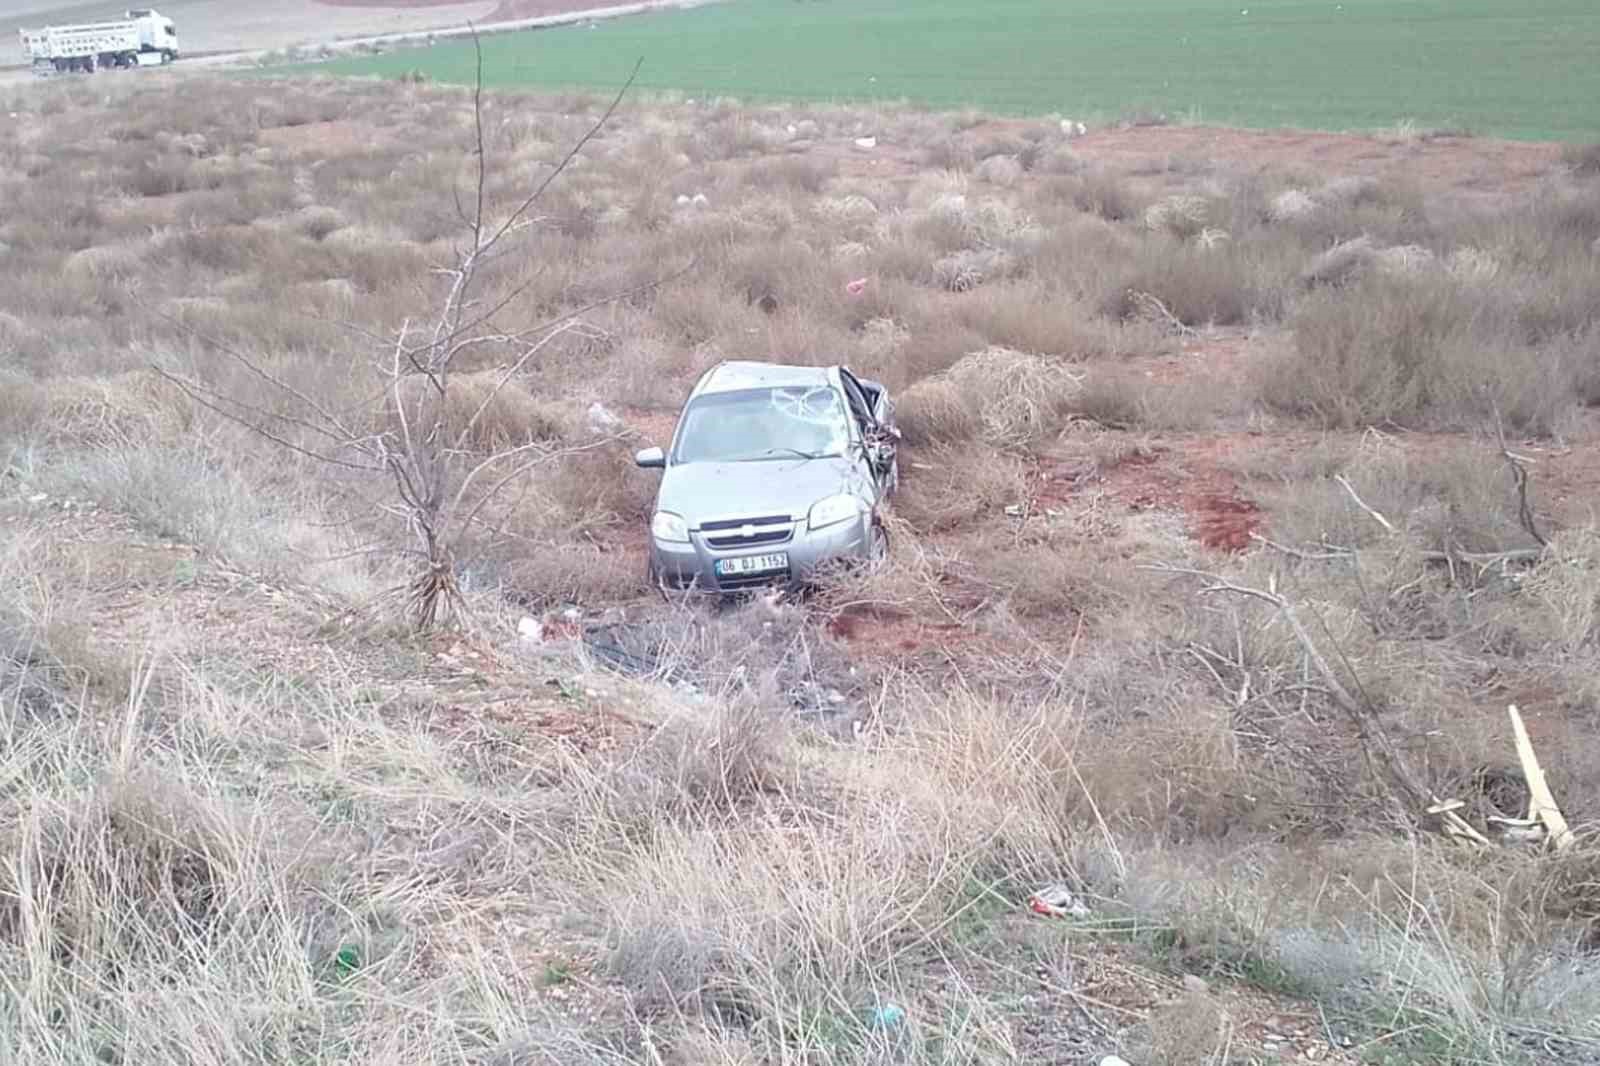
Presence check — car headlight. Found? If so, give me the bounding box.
[651,511,690,543]
[807,494,863,531]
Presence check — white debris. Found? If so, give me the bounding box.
[1268,188,1318,222]
[517,617,544,644]
[691,192,708,205]
[586,401,623,433]
[853,136,878,150]
[1099,1057,1133,1066]
[560,606,583,623]
[675,194,691,205]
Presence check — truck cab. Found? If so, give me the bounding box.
[128,9,179,60]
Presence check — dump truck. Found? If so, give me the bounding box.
[19,9,179,75]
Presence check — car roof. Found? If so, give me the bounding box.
[694,361,835,396]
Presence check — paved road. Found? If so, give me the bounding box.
[2,0,719,87]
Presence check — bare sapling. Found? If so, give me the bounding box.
[154,38,668,629]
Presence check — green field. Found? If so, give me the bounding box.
[317,0,1600,141]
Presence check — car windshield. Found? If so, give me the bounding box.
[672,385,850,464]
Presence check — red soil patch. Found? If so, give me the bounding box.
[1034,436,1264,553]
[1188,491,1262,553]
[825,604,972,658]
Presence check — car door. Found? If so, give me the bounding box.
[839,368,895,495]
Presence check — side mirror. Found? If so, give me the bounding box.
[634,446,666,469]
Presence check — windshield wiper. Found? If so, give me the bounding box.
[759,447,825,461]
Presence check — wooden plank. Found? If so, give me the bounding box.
[1508,704,1574,852]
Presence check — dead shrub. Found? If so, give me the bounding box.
[1256,273,1583,433]
[541,441,657,531]
[1142,194,1211,240]
[1253,444,1534,555]
[1053,169,1145,221]
[287,204,350,241]
[501,546,649,608]
[1561,142,1600,178]
[921,136,975,171]
[1103,240,1264,327]
[389,372,572,454]
[896,347,1082,448]
[739,154,835,194]
[951,284,1117,359]
[892,446,1030,532]
[973,154,1023,188]
[931,247,1016,291]
[28,370,194,447]
[123,155,224,198]
[967,535,1133,619]
[1072,366,1150,429]
[1301,236,1377,287]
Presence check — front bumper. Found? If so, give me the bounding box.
[650,512,873,592]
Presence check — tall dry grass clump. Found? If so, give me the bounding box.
[896,346,1083,447]
[1255,272,1586,433]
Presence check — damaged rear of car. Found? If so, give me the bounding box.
[635,361,899,594]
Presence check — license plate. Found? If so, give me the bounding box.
[715,553,788,577]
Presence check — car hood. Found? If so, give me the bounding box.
[657,456,866,526]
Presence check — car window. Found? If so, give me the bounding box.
[837,371,875,429]
[672,386,851,464]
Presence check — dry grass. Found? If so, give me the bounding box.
[896,347,1083,448]
[4,74,1600,1066]
[1256,272,1589,433]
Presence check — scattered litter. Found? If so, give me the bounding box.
[853,136,878,150]
[518,616,545,644]
[1099,1057,1132,1066]
[691,192,709,206]
[869,1002,906,1028]
[1003,503,1027,518]
[845,277,869,295]
[559,605,583,623]
[1029,884,1091,919]
[1060,119,1088,137]
[675,194,691,205]
[333,944,363,978]
[586,401,622,434]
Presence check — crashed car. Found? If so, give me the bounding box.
[635,361,899,593]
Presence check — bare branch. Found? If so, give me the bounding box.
[1249,533,1357,561]
[1333,474,1395,534]
[1492,408,1548,547]
[152,368,381,472]
[1146,563,1432,816]
[151,309,360,440]
[449,435,620,543]
[482,57,642,255]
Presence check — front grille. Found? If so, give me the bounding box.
[707,528,791,549]
[702,514,790,531]
[700,514,795,550]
